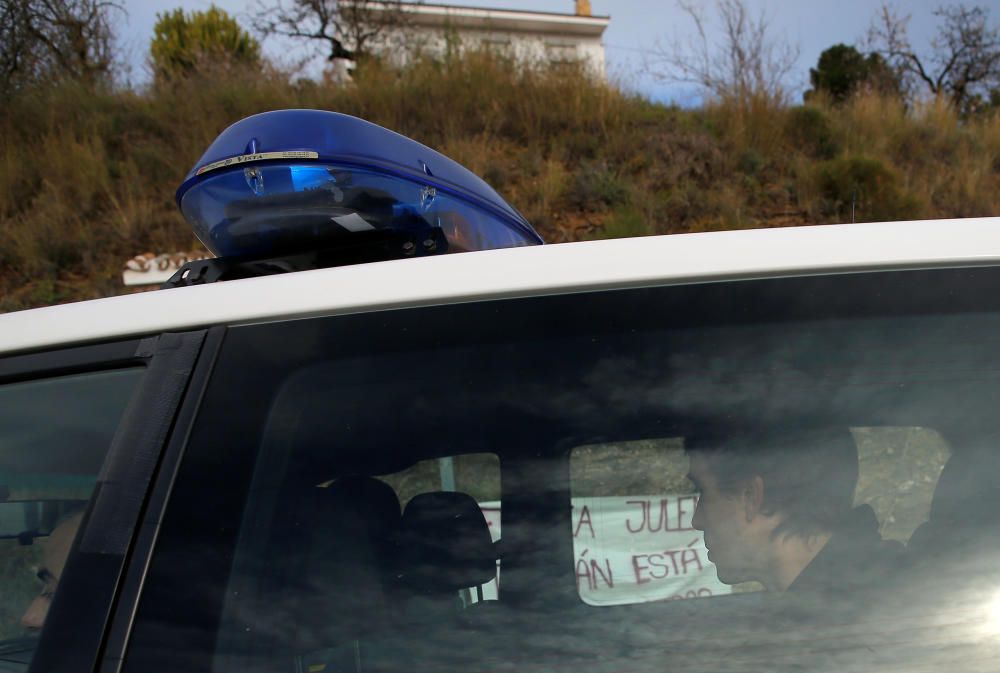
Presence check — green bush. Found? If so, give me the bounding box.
[785,106,839,159]
[813,156,920,223]
[150,6,261,81]
[568,161,629,212]
[598,206,653,239]
[736,149,768,176]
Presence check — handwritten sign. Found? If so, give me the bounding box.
[477,496,729,606]
[571,495,730,606]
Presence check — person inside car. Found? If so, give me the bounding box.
[685,425,902,595]
[21,512,83,630]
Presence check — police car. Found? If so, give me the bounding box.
[2,110,999,673]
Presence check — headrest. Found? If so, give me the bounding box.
[312,476,401,537]
[296,476,401,645]
[396,491,497,594]
[304,475,401,575]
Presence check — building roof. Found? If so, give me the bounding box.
[375,1,610,36]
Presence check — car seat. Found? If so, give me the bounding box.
[369,491,501,673]
[294,475,402,653]
[906,444,1000,591]
[394,491,499,613]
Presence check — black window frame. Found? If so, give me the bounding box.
[1,329,218,673]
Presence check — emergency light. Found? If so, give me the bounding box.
[173,110,542,280]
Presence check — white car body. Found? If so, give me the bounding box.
[3,217,1000,355]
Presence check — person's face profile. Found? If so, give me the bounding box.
[687,453,757,586]
[21,514,82,630]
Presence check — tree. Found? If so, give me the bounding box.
[866,3,1000,113]
[150,6,261,81]
[251,0,413,71]
[647,0,799,102]
[0,0,122,94]
[805,44,899,103]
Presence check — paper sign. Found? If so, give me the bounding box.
[476,496,730,606]
[570,495,731,606]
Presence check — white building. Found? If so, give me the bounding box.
[356,1,611,77]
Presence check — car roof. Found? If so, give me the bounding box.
[2,217,1000,356]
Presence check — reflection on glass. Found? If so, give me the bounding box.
[0,368,142,667]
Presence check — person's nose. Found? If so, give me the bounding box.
[21,596,49,630]
[691,497,705,532]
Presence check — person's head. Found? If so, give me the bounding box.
[685,425,859,589]
[21,512,83,630]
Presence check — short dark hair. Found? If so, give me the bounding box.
[686,425,859,539]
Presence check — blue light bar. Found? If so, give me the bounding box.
[176,110,543,258]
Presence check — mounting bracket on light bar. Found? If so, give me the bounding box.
[161,227,448,289]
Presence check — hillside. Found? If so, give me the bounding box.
[2,53,999,312]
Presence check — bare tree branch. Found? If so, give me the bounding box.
[251,0,415,68]
[646,0,799,102]
[866,2,1000,112]
[0,0,122,94]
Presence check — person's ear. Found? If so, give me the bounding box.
[743,476,765,522]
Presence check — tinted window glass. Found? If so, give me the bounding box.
[127,268,1000,673]
[568,427,949,606]
[570,439,737,605]
[0,368,143,667]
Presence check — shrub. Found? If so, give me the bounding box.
[785,106,839,159]
[704,92,788,161]
[567,161,629,212]
[736,149,768,177]
[596,206,653,239]
[150,6,261,81]
[516,157,570,233]
[812,156,920,223]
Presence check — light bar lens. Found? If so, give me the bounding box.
[180,163,535,258]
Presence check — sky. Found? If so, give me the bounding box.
[116,0,947,103]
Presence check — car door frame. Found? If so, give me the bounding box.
[1,328,224,673]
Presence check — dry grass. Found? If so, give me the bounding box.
[1,54,999,312]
